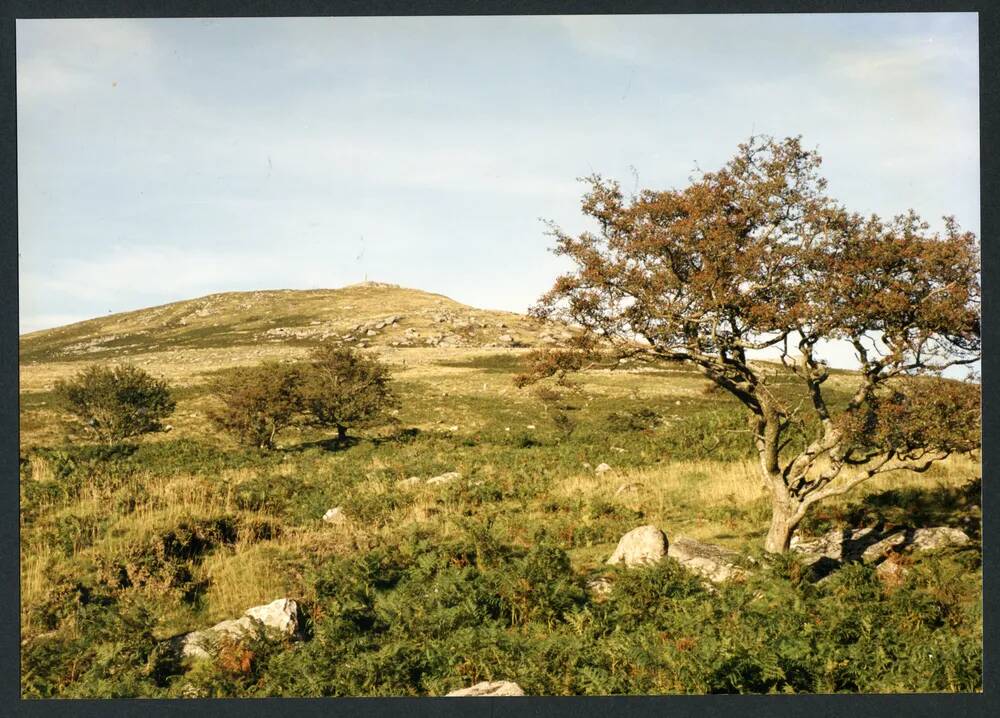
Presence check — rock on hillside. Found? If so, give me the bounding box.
[19,282,579,363]
[447,681,525,696]
[178,598,300,660]
[607,525,668,566]
[791,525,971,572]
[667,536,749,583]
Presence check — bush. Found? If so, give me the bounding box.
[299,344,397,441]
[605,407,661,432]
[54,364,175,445]
[207,362,303,449]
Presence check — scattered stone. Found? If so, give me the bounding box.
[366,329,377,337]
[792,525,972,567]
[667,536,749,583]
[610,446,626,453]
[859,531,908,563]
[911,526,970,550]
[595,463,612,475]
[586,576,614,599]
[498,334,515,343]
[447,681,525,697]
[426,471,461,485]
[322,507,347,524]
[179,598,300,660]
[790,527,875,564]
[162,424,173,432]
[607,525,668,567]
[244,598,299,634]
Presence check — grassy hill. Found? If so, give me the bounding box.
[18,284,982,698]
[20,282,570,365]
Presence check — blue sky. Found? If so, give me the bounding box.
[17,14,979,370]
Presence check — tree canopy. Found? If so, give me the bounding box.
[55,363,176,445]
[298,344,397,441]
[528,135,980,553]
[207,362,303,450]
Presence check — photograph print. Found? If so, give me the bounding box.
[16,11,982,698]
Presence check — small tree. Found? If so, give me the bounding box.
[55,364,176,445]
[527,135,980,553]
[207,362,303,450]
[298,344,396,441]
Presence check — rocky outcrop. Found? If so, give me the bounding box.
[446,681,525,697]
[667,536,749,584]
[791,525,971,566]
[607,525,668,567]
[426,471,461,485]
[179,598,300,660]
[910,526,971,550]
[791,525,972,580]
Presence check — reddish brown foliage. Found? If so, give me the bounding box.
[530,135,980,553]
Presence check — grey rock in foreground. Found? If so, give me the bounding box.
[606,526,750,584]
[791,525,971,566]
[607,525,668,567]
[667,536,749,583]
[910,526,971,550]
[179,598,300,660]
[426,471,462,485]
[586,576,614,599]
[322,506,347,524]
[446,681,525,697]
[791,525,972,582]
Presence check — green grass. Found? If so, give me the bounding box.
[19,325,982,697]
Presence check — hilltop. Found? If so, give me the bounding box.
[20,282,576,366]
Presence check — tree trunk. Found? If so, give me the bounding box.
[337,425,347,441]
[763,501,802,554]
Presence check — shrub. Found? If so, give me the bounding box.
[54,364,175,445]
[299,344,397,441]
[605,407,661,432]
[207,362,303,449]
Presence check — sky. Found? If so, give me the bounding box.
[16,14,980,370]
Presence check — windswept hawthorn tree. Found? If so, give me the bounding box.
[526,135,980,553]
[298,344,397,442]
